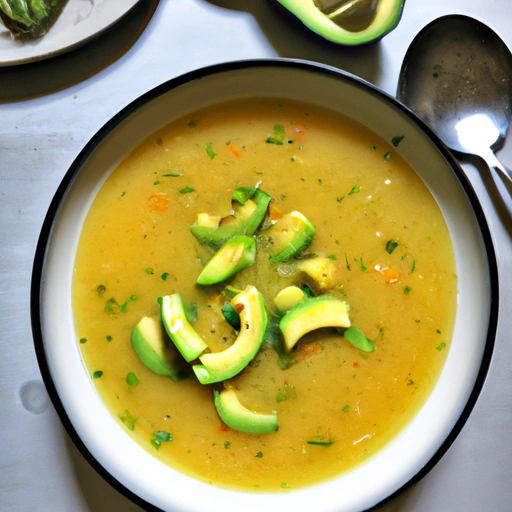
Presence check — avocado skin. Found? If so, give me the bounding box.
[131,316,190,382]
[214,388,278,434]
[270,0,406,46]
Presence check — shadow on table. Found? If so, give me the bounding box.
[204,0,383,84]
[65,434,146,512]
[0,0,159,103]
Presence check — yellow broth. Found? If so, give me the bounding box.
[73,99,457,491]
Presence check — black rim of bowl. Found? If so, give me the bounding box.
[30,58,499,512]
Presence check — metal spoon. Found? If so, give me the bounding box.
[397,14,512,188]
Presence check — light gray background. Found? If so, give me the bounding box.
[1,1,511,510]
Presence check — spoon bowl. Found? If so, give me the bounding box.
[398,14,512,186]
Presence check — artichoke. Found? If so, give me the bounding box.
[0,0,68,39]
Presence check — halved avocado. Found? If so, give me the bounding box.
[193,285,268,384]
[272,0,405,46]
[158,294,208,362]
[279,295,350,351]
[196,235,256,285]
[214,388,278,434]
[131,316,189,381]
[264,211,315,262]
[190,188,272,252]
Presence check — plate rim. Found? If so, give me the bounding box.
[30,58,499,511]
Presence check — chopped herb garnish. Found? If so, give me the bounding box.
[155,137,163,146]
[233,186,256,205]
[280,193,287,200]
[354,257,367,271]
[96,284,106,298]
[145,267,154,275]
[179,186,195,194]
[106,335,113,342]
[290,157,295,162]
[266,124,285,145]
[342,405,350,413]
[386,239,399,254]
[162,172,182,177]
[126,372,139,387]
[187,120,197,127]
[371,144,377,150]
[153,180,160,185]
[327,254,337,261]
[205,142,217,159]
[280,483,288,489]
[255,451,263,458]
[224,441,231,449]
[161,272,169,281]
[318,179,323,185]
[384,151,393,160]
[436,342,447,351]
[407,379,414,386]
[342,326,375,353]
[336,196,345,203]
[276,385,297,403]
[392,135,405,147]
[129,295,136,301]
[104,297,118,315]
[404,286,412,294]
[348,185,361,195]
[79,338,87,344]
[120,191,126,198]
[92,370,103,379]
[151,431,172,450]
[119,410,136,431]
[436,329,441,334]
[410,260,416,273]
[185,302,199,324]
[345,253,351,271]
[119,301,128,313]
[307,439,334,447]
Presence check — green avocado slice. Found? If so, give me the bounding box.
[190,188,272,252]
[272,0,405,46]
[214,388,278,434]
[131,316,190,381]
[158,294,208,362]
[265,211,316,262]
[193,285,268,384]
[279,295,350,351]
[196,235,256,285]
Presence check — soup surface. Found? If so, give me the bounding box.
[73,98,457,492]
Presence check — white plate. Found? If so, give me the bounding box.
[0,0,145,66]
[32,60,498,512]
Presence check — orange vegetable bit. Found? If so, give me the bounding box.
[225,144,241,158]
[287,123,307,142]
[268,204,284,221]
[295,342,323,362]
[373,264,400,284]
[148,192,169,212]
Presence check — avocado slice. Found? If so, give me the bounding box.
[264,211,316,262]
[296,255,337,290]
[272,0,405,46]
[193,285,268,384]
[279,295,350,351]
[273,285,308,314]
[190,188,272,252]
[196,235,256,285]
[158,294,208,362]
[131,316,190,381]
[214,388,278,434]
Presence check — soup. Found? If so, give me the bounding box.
[73,98,456,492]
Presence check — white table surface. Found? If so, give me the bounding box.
[1,1,511,510]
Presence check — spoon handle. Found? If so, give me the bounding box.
[481,149,512,188]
